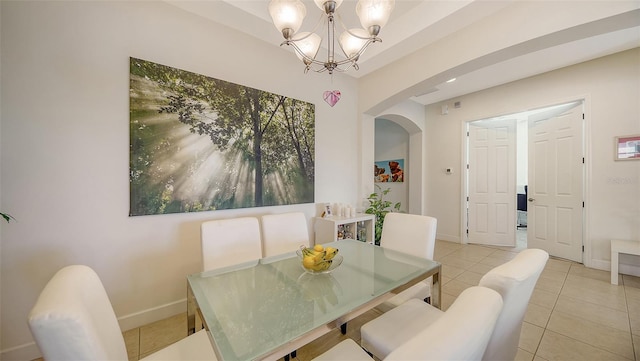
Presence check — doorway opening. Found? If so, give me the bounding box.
[372,113,423,216]
[375,118,410,213]
[464,100,584,262]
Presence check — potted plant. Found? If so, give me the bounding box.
[365,185,401,245]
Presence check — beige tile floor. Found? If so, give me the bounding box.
[120,239,640,361]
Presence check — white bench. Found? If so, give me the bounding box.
[611,239,640,285]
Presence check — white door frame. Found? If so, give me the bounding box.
[460,97,590,268]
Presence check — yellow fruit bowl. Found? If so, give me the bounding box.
[296,246,343,274]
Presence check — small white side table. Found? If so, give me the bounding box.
[610,239,640,285]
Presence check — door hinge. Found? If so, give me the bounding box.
[582,245,584,252]
[466,229,469,234]
[582,157,585,164]
[467,131,470,136]
[466,164,470,169]
[582,113,585,120]
[467,196,469,201]
[582,201,585,208]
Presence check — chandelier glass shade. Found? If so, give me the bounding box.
[268,0,395,74]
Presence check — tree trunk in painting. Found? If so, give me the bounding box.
[249,89,264,207]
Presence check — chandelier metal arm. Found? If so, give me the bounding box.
[283,36,379,73]
[269,0,394,74]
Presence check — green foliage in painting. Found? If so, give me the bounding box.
[129,58,315,216]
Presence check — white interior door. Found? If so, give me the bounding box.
[468,119,516,246]
[527,101,584,262]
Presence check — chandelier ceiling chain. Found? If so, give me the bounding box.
[269,0,395,74]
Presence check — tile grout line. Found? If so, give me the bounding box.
[136,327,141,361]
[530,257,571,360]
[542,263,636,360]
[621,276,638,361]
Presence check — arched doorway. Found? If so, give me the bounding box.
[370,113,424,215]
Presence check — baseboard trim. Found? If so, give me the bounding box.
[118,298,187,331]
[436,233,460,243]
[1,341,40,361]
[619,263,640,277]
[590,259,609,271]
[590,259,640,278]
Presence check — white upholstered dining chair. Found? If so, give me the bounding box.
[200,216,262,271]
[28,265,217,361]
[377,212,437,311]
[478,248,549,361]
[360,248,549,361]
[260,212,310,257]
[313,286,503,361]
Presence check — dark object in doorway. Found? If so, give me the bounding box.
[517,185,528,228]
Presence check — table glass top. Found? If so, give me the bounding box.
[187,239,440,361]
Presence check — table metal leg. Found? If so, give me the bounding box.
[431,265,442,309]
[283,350,297,361]
[187,282,197,335]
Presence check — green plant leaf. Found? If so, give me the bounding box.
[365,185,402,245]
[0,212,15,223]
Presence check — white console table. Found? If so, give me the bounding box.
[611,239,640,285]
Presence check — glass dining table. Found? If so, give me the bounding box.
[187,239,441,361]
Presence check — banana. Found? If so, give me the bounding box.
[300,245,337,272]
[325,247,338,260]
[301,246,317,258]
[314,251,326,263]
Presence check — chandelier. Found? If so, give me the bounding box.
[268,0,395,74]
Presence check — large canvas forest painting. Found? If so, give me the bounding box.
[129,58,315,216]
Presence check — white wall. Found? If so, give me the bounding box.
[0,1,359,358]
[425,48,640,269]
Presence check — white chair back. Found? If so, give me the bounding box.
[28,265,217,361]
[378,212,437,308]
[386,286,503,361]
[261,212,309,257]
[380,213,437,260]
[479,248,549,361]
[28,265,128,361]
[201,217,262,271]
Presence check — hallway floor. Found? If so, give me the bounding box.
[121,239,639,361]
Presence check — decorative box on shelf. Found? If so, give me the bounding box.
[315,214,375,244]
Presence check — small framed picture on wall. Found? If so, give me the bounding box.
[615,134,640,160]
[374,159,405,182]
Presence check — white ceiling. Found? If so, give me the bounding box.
[166,0,640,106]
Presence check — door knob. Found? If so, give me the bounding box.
[528,198,535,202]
